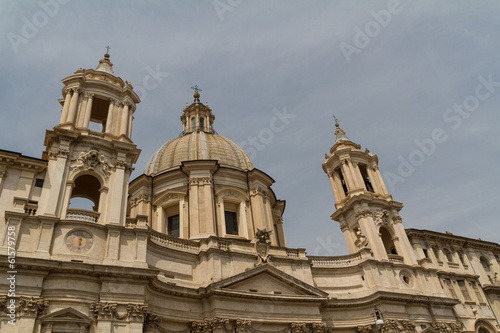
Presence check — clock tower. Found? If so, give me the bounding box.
[37,53,141,227]
[323,122,417,265]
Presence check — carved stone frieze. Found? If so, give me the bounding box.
[380,319,399,333]
[190,177,212,186]
[235,320,252,333]
[400,320,416,332]
[7,297,50,318]
[310,322,327,333]
[90,302,147,322]
[356,324,373,333]
[431,322,463,333]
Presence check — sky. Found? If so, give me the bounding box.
[1,0,499,255]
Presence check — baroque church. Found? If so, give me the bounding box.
[0,54,499,333]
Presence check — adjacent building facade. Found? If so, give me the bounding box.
[0,55,498,333]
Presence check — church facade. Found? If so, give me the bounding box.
[0,55,499,333]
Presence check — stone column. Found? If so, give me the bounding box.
[109,161,126,225]
[356,209,386,260]
[60,180,74,220]
[120,103,130,136]
[328,173,341,202]
[83,93,94,129]
[391,214,418,265]
[105,100,116,134]
[66,88,81,125]
[98,186,109,223]
[373,166,389,195]
[332,170,345,199]
[350,161,364,190]
[366,167,381,193]
[60,88,73,124]
[38,148,70,216]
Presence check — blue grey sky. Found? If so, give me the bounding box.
[1,1,499,254]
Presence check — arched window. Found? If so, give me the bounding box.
[380,227,397,255]
[191,117,196,131]
[70,175,101,211]
[359,165,374,193]
[200,117,205,131]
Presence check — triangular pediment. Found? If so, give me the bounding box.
[40,307,93,324]
[208,264,328,298]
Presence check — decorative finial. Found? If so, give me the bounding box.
[333,115,341,128]
[104,46,111,59]
[191,85,202,102]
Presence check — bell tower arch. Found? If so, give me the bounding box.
[323,121,417,265]
[37,53,141,226]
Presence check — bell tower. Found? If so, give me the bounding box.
[323,121,417,265]
[37,53,141,226]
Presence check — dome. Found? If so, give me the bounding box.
[145,131,254,175]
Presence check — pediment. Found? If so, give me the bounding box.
[208,264,328,298]
[40,307,93,324]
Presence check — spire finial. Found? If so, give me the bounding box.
[333,115,341,128]
[191,85,202,102]
[105,46,111,59]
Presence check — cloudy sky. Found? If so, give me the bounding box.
[1,1,499,255]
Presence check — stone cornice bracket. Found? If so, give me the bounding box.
[355,209,372,220]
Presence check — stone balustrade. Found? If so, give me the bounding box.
[66,208,100,223]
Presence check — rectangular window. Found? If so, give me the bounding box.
[444,279,457,298]
[457,280,471,300]
[225,211,238,235]
[470,281,483,302]
[34,178,44,187]
[168,215,180,237]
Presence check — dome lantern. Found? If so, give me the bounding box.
[180,86,215,135]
